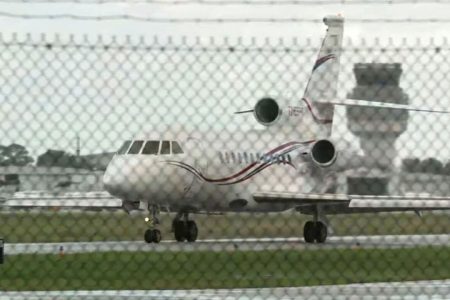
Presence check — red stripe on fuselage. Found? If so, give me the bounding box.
[164,141,313,184]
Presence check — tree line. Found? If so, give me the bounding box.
[0,144,93,170]
[401,157,450,175]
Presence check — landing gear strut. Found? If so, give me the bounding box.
[172,212,198,242]
[144,205,162,243]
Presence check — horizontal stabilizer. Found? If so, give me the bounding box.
[317,98,450,114]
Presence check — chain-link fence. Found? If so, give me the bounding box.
[0,19,449,299]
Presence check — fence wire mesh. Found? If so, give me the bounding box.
[0,29,449,299]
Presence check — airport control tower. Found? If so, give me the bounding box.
[346,63,410,194]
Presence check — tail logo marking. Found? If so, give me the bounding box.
[312,54,336,71]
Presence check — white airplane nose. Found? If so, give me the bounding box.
[103,156,131,197]
[103,155,159,200]
[103,153,184,205]
[103,168,123,197]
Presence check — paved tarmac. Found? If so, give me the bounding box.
[3,234,449,255]
[1,280,449,299]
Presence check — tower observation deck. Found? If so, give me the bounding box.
[346,63,410,194]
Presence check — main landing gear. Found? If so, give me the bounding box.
[144,205,162,244]
[172,212,198,242]
[303,205,328,243]
[303,221,327,243]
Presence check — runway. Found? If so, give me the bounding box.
[1,280,449,299]
[4,234,449,255]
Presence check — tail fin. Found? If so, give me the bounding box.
[302,15,344,137]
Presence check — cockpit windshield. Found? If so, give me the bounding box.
[142,141,159,154]
[117,140,132,155]
[172,141,183,154]
[160,141,171,155]
[128,140,144,154]
[117,140,184,155]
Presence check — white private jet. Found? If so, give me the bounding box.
[101,15,450,244]
[3,16,449,243]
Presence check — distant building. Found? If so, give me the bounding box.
[347,63,409,169]
[0,166,105,193]
[396,173,450,196]
[346,63,410,195]
[0,150,115,194]
[79,152,115,171]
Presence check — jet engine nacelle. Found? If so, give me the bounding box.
[253,97,282,126]
[310,139,337,168]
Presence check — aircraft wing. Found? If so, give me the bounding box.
[253,192,450,210]
[0,191,122,209]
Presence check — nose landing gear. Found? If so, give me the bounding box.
[144,228,162,244]
[144,205,162,243]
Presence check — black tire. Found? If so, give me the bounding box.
[303,221,315,243]
[186,220,198,242]
[144,229,162,243]
[152,229,162,243]
[144,229,154,243]
[173,220,186,242]
[315,222,328,243]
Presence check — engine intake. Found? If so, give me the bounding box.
[254,97,281,126]
[311,139,337,167]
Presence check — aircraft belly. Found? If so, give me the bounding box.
[193,182,291,212]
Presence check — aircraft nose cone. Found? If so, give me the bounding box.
[103,155,150,200]
[103,156,129,197]
[103,169,122,197]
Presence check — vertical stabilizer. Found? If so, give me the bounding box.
[302,15,344,137]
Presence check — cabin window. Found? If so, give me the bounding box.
[128,140,144,154]
[172,142,184,154]
[260,154,269,163]
[257,153,263,162]
[243,152,249,164]
[160,141,171,155]
[142,141,160,155]
[117,140,132,155]
[231,152,236,164]
[278,155,284,164]
[218,152,225,164]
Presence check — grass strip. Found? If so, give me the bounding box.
[1,246,449,290]
[1,211,449,243]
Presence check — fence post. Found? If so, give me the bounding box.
[0,238,3,264]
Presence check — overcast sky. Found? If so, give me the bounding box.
[0,1,449,163]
